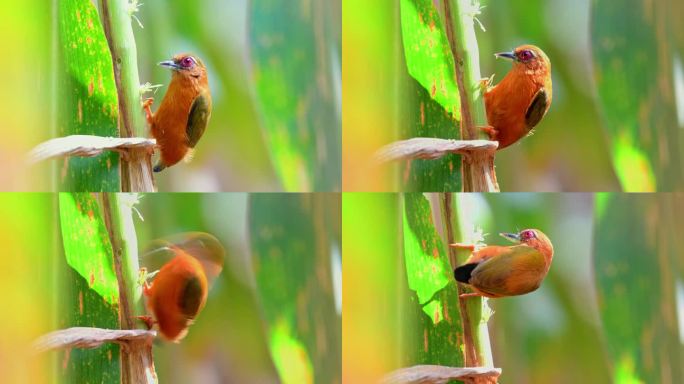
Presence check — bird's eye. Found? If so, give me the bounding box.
[517,50,534,62]
[521,230,536,240]
[180,56,196,68]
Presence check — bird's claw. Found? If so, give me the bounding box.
[459,292,483,299]
[479,125,498,141]
[479,74,495,92]
[143,97,154,125]
[136,315,156,330]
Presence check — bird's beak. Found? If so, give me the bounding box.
[500,232,521,243]
[158,60,181,71]
[494,51,516,61]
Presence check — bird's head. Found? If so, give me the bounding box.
[159,53,207,82]
[495,45,550,73]
[500,228,554,263]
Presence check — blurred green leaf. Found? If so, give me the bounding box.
[58,193,120,383]
[249,0,341,192]
[400,0,460,118]
[401,193,464,367]
[593,194,683,382]
[58,0,120,191]
[591,0,684,191]
[249,194,340,383]
[59,193,118,305]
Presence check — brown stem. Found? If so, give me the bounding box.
[99,0,155,192]
[442,193,478,367]
[442,0,499,192]
[101,193,156,384]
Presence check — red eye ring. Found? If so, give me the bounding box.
[181,56,195,68]
[518,50,534,62]
[521,230,536,240]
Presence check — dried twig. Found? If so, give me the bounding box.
[28,135,156,163]
[380,365,501,384]
[375,138,497,163]
[32,327,156,353]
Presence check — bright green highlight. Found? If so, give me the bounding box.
[613,134,655,192]
[594,193,611,222]
[400,0,461,118]
[614,354,643,384]
[59,193,119,306]
[269,319,314,384]
[58,0,120,191]
[402,194,450,321]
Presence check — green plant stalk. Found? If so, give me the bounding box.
[101,193,156,384]
[443,0,498,192]
[441,193,493,370]
[100,0,155,192]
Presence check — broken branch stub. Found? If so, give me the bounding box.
[28,135,156,164]
[32,327,156,353]
[375,138,498,163]
[381,365,501,384]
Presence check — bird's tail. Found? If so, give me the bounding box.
[454,263,478,283]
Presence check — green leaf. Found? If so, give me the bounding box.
[591,0,684,191]
[593,194,683,382]
[400,0,460,118]
[59,193,119,306]
[403,193,451,310]
[402,193,464,367]
[249,0,341,192]
[58,0,120,191]
[58,193,120,383]
[249,194,340,383]
[400,77,462,191]
[398,0,462,191]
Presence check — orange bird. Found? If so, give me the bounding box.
[451,229,554,298]
[482,45,552,149]
[140,232,224,342]
[144,53,212,172]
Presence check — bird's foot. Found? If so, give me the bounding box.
[136,315,156,330]
[459,292,483,299]
[142,98,154,126]
[478,125,498,141]
[450,243,476,251]
[138,268,158,296]
[479,74,495,92]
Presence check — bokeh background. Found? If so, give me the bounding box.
[0,193,341,383]
[0,0,340,192]
[343,192,683,383]
[343,0,684,192]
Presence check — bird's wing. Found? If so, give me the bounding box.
[185,91,212,148]
[524,88,549,130]
[469,245,547,297]
[178,274,204,318]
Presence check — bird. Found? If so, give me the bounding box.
[451,229,554,298]
[139,232,224,342]
[481,45,552,149]
[143,53,212,172]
